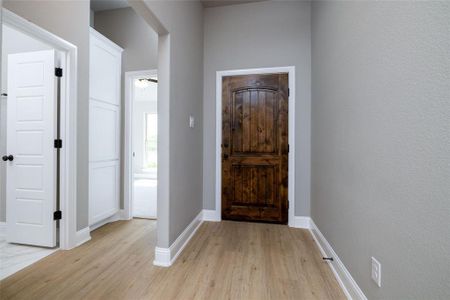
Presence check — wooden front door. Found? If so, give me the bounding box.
[222,73,288,224]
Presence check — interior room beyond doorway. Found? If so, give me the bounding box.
[132,73,158,219]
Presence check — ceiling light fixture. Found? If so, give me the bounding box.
[134,78,158,89]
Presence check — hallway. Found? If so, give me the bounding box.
[0,219,345,299]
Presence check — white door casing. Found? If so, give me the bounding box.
[6,50,57,247]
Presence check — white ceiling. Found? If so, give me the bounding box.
[201,0,268,8]
[90,0,130,12]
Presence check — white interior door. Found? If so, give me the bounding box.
[89,29,122,225]
[6,50,57,247]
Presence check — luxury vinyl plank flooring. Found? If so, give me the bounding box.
[0,219,346,300]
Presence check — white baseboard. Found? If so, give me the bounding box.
[75,227,91,246]
[0,222,6,238]
[119,209,132,220]
[90,209,126,231]
[309,219,367,300]
[153,210,204,267]
[290,216,311,229]
[202,209,220,222]
[202,211,310,227]
[153,247,171,267]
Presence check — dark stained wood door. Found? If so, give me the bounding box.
[222,73,288,224]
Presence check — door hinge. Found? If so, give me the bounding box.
[53,210,62,220]
[287,201,289,209]
[288,88,290,97]
[288,144,290,153]
[55,67,63,77]
[54,139,63,149]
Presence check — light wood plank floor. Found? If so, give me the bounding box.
[0,219,346,300]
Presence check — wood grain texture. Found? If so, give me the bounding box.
[0,219,346,300]
[222,73,289,223]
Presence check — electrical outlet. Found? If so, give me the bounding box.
[371,257,382,287]
[189,115,195,128]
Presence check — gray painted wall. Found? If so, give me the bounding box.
[139,1,204,246]
[94,8,157,74]
[93,7,158,208]
[0,25,52,222]
[202,1,311,216]
[3,0,91,231]
[311,1,450,299]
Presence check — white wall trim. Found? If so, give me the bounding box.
[291,216,311,229]
[2,8,78,250]
[153,210,203,267]
[202,209,220,222]
[89,213,119,232]
[89,209,126,232]
[153,247,171,267]
[124,69,158,221]
[309,219,367,300]
[215,66,296,225]
[75,227,91,246]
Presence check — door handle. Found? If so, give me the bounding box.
[2,155,13,162]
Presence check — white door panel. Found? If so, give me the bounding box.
[89,101,119,162]
[6,50,56,247]
[89,161,119,224]
[90,43,119,105]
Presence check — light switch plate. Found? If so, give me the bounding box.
[189,115,195,128]
[371,257,382,287]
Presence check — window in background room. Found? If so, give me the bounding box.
[144,113,157,171]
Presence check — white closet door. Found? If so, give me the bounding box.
[89,29,122,225]
[6,50,57,247]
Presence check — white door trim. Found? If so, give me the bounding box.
[215,66,296,226]
[124,69,158,220]
[2,8,78,249]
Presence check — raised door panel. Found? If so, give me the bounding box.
[89,161,120,225]
[89,101,120,162]
[89,33,121,106]
[231,89,278,154]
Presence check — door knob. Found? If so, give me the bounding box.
[2,155,13,161]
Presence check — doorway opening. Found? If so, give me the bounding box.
[0,8,78,279]
[90,3,159,232]
[130,72,158,219]
[128,71,158,220]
